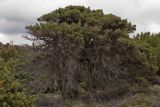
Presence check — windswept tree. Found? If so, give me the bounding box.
[26,6,158,101]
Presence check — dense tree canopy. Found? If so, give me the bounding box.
[27,6,136,47]
[0,5,160,107]
[25,5,159,102]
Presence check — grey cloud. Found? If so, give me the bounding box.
[0,0,88,35]
[0,0,160,44]
[87,0,160,32]
[0,18,26,34]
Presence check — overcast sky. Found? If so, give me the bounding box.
[0,0,160,44]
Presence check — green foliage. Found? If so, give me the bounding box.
[0,44,36,107]
[23,6,160,106]
[1,4,160,107]
[25,5,159,103]
[134,32,160,75]
[27,5,136,44]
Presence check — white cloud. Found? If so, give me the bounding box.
[0,33,9,43]
[0,33,31,45]
[149,23,160,33]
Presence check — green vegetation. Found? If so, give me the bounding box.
[1,6,160,107]
[0,44,36,107]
